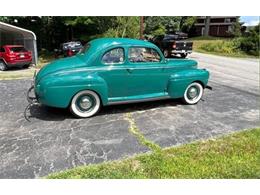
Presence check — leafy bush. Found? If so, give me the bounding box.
[199,40,240,54]
[239,24,259,56]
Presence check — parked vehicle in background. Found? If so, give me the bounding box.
[150,32,193,58]
[27,38,210,118]
[55,41,83,57]
[0,45,32,71]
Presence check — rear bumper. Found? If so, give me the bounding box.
[7,61,31,67]
[170,50,192,54]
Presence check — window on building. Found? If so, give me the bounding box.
[225,18,231,23]
[228,26,232,32]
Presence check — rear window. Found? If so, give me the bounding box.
[9,47,28,52]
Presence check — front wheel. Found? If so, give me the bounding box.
[182,82,204,104]
[70,90,101,118]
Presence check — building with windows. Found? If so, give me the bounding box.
[194,16,238,37]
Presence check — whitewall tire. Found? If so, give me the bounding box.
[182,82,204,104]
[70,90,101,118]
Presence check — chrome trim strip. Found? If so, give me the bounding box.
[107,96,171,105]
[56,64,195,75]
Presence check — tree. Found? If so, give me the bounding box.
[103,17,140,38]
[144,16,182,36]
[180,16,197,33]
[231,17,242,37]
[239,24,259,56]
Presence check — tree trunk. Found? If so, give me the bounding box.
[140,16,144,39]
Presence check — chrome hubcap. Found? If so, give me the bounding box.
[188,87,198,99]
[79,96,92,110]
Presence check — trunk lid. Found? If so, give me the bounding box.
[35,55,86,84]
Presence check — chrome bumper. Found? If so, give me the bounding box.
[26,85,38,104]
[171,50,192,54]
[24,72,40,121]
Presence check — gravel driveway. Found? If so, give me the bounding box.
[0,52,259,178]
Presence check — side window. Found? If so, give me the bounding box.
[0,47,5,52]
[128,47,161,63]
[102,48,124,64]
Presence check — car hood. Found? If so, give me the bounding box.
[35,55,86,84]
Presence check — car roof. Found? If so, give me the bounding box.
[89,38,157,50]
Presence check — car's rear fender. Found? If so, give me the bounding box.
[36,71,108,108]
[167,69,209,98]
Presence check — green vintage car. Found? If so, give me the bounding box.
[27,38,211,118]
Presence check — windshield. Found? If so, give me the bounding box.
[79,43,90,54]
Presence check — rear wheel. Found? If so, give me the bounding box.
[163,50,171,58]
[182,82,204,104]
[0,60,7,71]
[23,64,30,69]
[180,53,188,58]
[70,90,101,118]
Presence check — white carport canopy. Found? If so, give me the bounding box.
[0,22,37,64]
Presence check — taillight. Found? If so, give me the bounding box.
[6,53,16,58]
[67,50,73,56]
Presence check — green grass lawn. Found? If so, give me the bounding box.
[190,36,258,58]
[47,128,260,179]
[0,68,36,80]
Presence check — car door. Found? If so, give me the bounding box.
[125,46,169,97]
[99,47,136,98]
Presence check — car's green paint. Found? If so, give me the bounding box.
[34,38,210,108]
